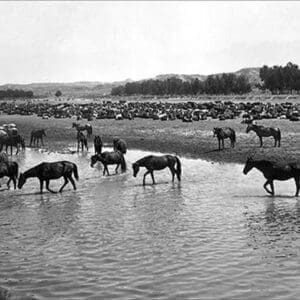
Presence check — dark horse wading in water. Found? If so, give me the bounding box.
[132,155,181,185]
[113,138,127,154]
[213,127,236,150]
[30,129,46,147]
[90,151,126,176]
[246,124,281,147]
[18,161,79,194]
[243,157,300,196]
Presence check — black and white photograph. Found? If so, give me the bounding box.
[0,1,299,299]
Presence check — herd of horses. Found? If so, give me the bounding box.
[0,120,299,196]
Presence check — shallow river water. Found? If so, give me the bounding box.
[0,148,299,300]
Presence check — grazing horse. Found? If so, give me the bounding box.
[113,138,127,154]
[0,161,19,190]
[243,157,300,196]
[0,135,24,155]
[94,135,103,154]
[90,151,126,175]
[30,129,46,147]
[77,132,88,152]
[213,127,236,150]
[18,161,79,194]
[132,155,181,185]
[246,124,281,147]
[72,122,93,138]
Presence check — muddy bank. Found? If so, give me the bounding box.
[0,115,299,164]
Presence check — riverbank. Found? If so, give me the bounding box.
[0,114,299,164]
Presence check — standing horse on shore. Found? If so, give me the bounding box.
[30,129,46,147]
[0,161,19,190]
[77,132,88,152]
[243,157,300,196]
[90,151,126,175]
[132,155,181,185]
[113,138,127,154]
[72,122,93,138]
[213,127,236,150]
[246,124,281,147]
[94,135,103,154]
[18,161,79,194]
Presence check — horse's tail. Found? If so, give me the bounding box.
[120,153,127,173]
[73,163,79,181]
[175,156,182,181]
[231,129,236,143]
[277,128,281,142]
[87,126,93,137]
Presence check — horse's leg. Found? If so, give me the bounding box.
[150,171,156,184]
[263,180,273,195]
[13,177,16,190]
[270,180,275,195]
[259,136,263,147]
[218,138,220,150]
[46,179,57,193]
[59,176,69,192]
[143,170,150,185]
[222,139,224,150]
[274,137,277,147]
[68,175,76,190]
[115,164,119,173]
[169,166,175,182]
[105,165,110,176]
[7,178,11,190]
[39,179,44,194]
[41,137,44,146]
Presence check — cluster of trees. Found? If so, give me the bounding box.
[259,62,300,94]
[111,73,251,96]
[0,89,34,99]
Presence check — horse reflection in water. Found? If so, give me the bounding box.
[132,155,181,185]
[18,161,79,194]
[90,151,126,176]
[243,157,300,196]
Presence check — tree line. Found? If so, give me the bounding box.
[259,62,300,94]
[0,89,34,99]
[111,73,251,96]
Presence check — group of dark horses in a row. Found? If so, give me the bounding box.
[213,123,281,150]
[0,120,299,197]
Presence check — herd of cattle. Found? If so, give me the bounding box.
[0,99,299,122]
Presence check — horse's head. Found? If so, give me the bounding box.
[18,173,26,189]
[90,154,99,167]
[246,123,255,133]
[132,163,139,177]
[243,157,254,175]
[213,127,219,137]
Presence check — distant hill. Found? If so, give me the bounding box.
[153,67,261,85]
[0,68,261,97]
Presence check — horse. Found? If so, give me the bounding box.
[18,161,79,194]
[94,135,103,154]
[72,122,93,138]
[77,131,88,152]
[243,157,300,196]
[30,129,46,147]
[0,161,19,190]
[90,151,126,176]
[113,138,127,154]
[132,155,181,185]
[246,124,281,147]
[213,127,236,150]
[0,135,24,155]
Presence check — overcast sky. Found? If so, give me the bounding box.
[1,1,300,84]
